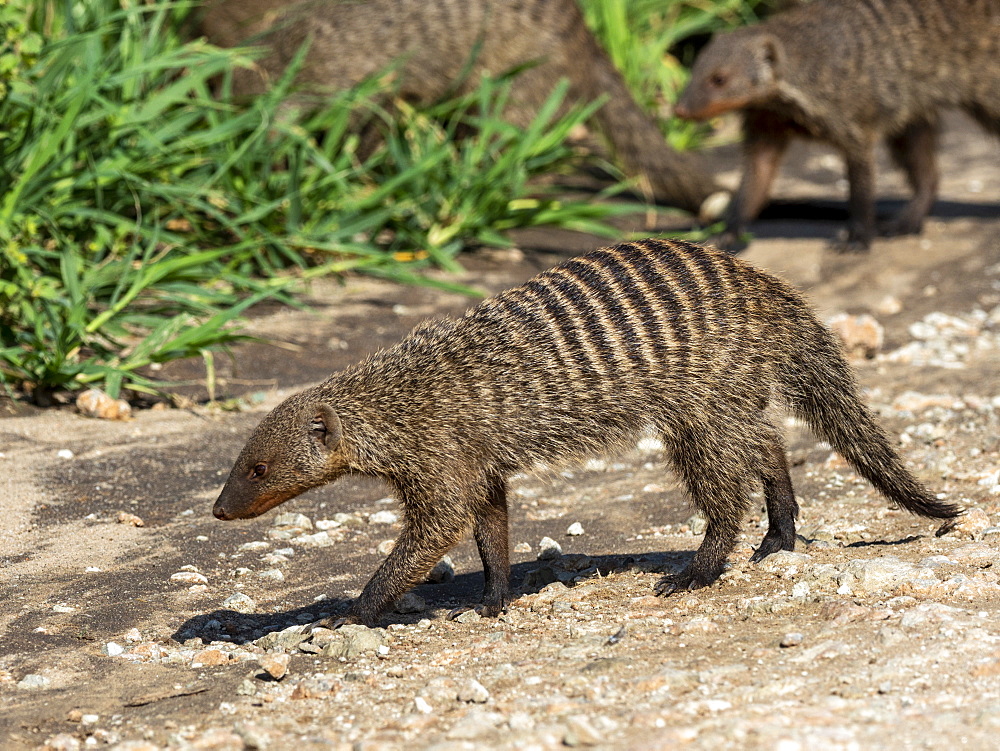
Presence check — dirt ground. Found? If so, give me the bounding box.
[1,114,998,751]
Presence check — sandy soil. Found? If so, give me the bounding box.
[0,114,998,751]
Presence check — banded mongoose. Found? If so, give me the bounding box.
[214,238,960,626]
[196,0,719,214]
[674,0,1000,251]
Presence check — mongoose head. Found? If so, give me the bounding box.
[214,390,348,521]
[675,30,784,120]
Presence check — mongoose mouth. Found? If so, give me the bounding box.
[675,97,749,121]
[213,490,294,521]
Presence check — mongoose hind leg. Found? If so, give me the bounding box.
[749,433,799,563]
[880,119,940,238]
[449,475,512,620]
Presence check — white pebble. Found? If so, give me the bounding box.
[57,449,74,459]
[103,642,125,657]
[566,522,584,536]
[369,510,399,524]
[413,696,433,714]
[538,537,562,560]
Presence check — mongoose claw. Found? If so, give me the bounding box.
[653,573,696,597]
[447,602,507,620]
[298,616,350,635]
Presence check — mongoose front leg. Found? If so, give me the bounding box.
[835,142,877,252]
[717,114,790,253]
[449,475,512,619]
[346,499,472,627]
[750,438,799,563]
[881,119,940,237]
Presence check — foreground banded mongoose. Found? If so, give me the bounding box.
[196,0,719,214]
[214,239,961,627]
[674,0,1000,251]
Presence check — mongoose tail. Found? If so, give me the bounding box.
[776,300,962,521]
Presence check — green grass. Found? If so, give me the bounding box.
[1,0,766,403]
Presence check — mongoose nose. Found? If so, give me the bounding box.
[213,503,230,520]
[674,102,691,119]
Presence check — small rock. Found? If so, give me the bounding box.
[394,592,427,614]
[413,696,433,714]
[320,625,389,659]
[191,648,229,667]
[457,678,490,703]
[272,512,313,531]
[513,542,532,554]
[116,511,144,527]
[257,653,290,680]
[684,514,707,535]
[103,642,125,657]
[566,522,584,536]
[222,592,257,614]
[377,539,396,555]
[937,508,992,540]
[369,510,398,524]
[426,556,455,583]
[446,710,505,739]
[76,388,132,420]
[170,571,208,585]
[17,673,50,690]
[839,556,936,594]
[780,632,804,648]
[538,536,562,560]
[57,449,74,459]
[454,609,482,625]
[292,531,334,547]
[828,313,884,358]
[564,715,604,747]
[258,569,285,582]
[256,625,309,652]
[38,734,80,751]
[123,628,142,642]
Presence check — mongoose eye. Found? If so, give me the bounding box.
[709,73,727,88]
[249,463,268,480]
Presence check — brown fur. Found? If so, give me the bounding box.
[675,0,1000,251]
[195,0,718,213]
[214,239,960,626]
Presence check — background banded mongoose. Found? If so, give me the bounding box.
[214,238,960,627]
[675,0,1000,251]
[196,0,719,214]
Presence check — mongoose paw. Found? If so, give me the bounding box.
[298,614,372,635]
[653,568,717,597]
[829,230,871,253]
[710,230,749,255]
[878,216,924,238]
[447,602,507,620]
[748,532,796,563]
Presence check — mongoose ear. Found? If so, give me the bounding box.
[758,34,783,78]
[307,403,342,449]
